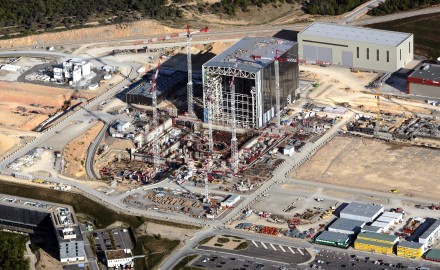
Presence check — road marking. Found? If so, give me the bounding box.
[288,247,295,254]
[279,245,286,252]
[297,248,304,255]
[252,240,259,247]
[261,242,268,249]
[270,243,277,251]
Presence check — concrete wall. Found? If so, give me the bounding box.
[298,33,413,73]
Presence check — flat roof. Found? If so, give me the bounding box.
[316,231,351,243]
[127,70,186,98]
[329,218,365,232]
[362,225,382,232]
[300,22,411,47]
[357,232,398,243]
[340,202,383,218]
[409,63,440,81]
[426,249,440,260]
[356,238,394,248]
[203,37,296,73]
[419,219,440,240]
[105,249,132,260]
[398,241,424,249]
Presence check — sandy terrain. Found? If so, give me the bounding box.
[292,136,440,200]
[136,222,196,240]
[0,21,179,49]
[35,249,62,270]
[0,81,71,130]
[63,122,105,179]
[302,65,432,115]
[0,133,17,154]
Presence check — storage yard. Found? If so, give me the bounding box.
[292,136,440,200]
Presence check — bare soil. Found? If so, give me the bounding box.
[63,121,105,179]
[292,136,440,200]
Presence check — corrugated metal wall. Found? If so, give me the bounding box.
[342,51,353,67]
[409,83,440,98]
[303,45,333,63]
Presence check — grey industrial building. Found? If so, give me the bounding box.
[202,37,299,129]
[125,70,187,106]
[407,63,440,98]
[315,231,352,248]
[328,218,365,235]
[340,202,384,222]
[0,194,85,263]
[298,23,413,73]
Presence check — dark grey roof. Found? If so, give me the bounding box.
[203,37,296,73]
[409,63,440,81]
[127,70,186,98]
[300,22,411,47]
[419,219,440,240]
[398,241,423,249]
[316,231,350,242]
[426,249,440,260]
[340,202,383,218]
[329,218,365,232]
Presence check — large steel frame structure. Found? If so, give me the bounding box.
[202,37,299,130]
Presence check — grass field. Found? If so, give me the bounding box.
[133,234,180,270]
[369,12,440,60]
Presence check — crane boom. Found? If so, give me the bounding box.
[149,57,162,174]
[230,61,239,173]
[144,25,209,116]
[187,24,194,116]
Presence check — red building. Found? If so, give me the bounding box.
[407,63,440,97]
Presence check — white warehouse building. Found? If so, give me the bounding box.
[298,23,413,73]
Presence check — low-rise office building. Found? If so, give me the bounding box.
[0,194,85,263]
[397,241,424,259]
[425,249,440,262]
[354,232,398,255]
[105,249,134,269]
[419,219,440,248]
[315,231,352,248]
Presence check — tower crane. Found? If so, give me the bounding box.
[145,25,208,116]
[252,50,297,128]
[148,56,163,174]
[230,61,239,174]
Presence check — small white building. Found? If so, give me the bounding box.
[13,172,33,180]
[283,145,295,156]
[419,219,440,248]
[116,122,130,133]
[53,67,63,80]
[105,249,133,269]
[88,83,99,90]
[221,194,241,208]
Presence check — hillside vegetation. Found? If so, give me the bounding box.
[368,0,440,16]
[0,232,29,270]
[0,0,182,37]
[304,0,368,15]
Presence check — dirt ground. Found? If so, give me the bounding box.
[136,222,196,241]
[63,121,105,179]
[292,136,440,200]
[0,133,17,154]
[302,65,432,115]
[0,81,71,130]
[35,249,62,270]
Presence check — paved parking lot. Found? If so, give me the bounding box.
[92,228,133,253]
[311,249,433,270]
[198,240,311,265]
[191,254,294,270]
